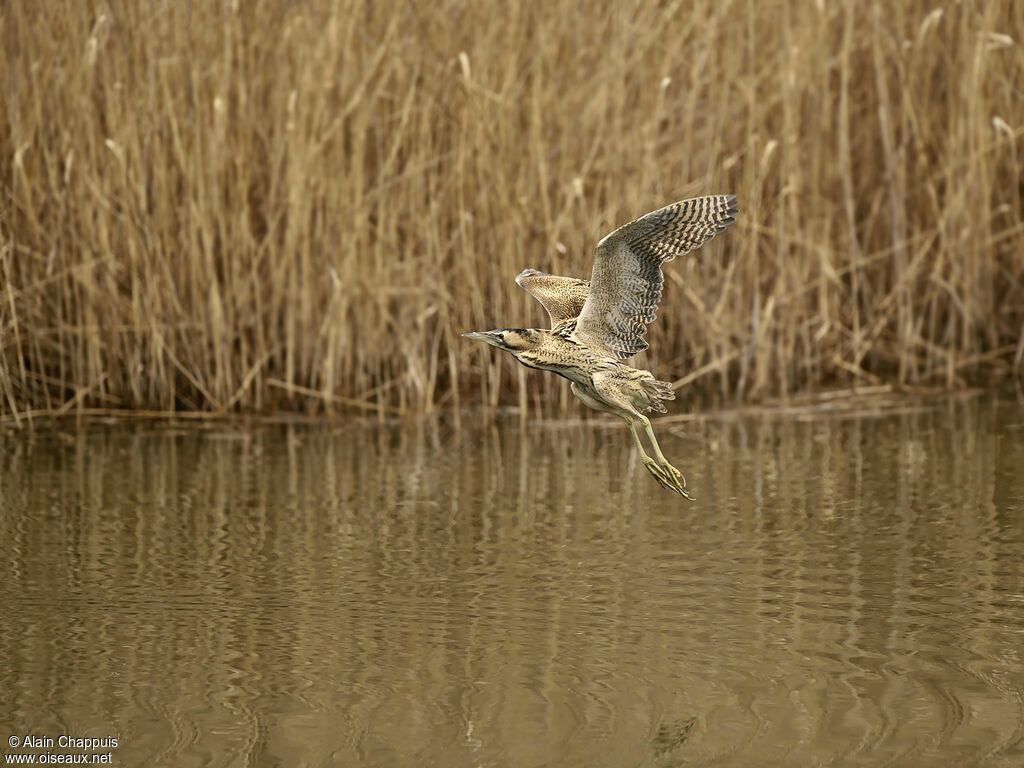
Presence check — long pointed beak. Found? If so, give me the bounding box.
[462,331,503,348]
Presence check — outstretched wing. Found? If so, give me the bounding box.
[571,195,738,358]
[515,269,590,327]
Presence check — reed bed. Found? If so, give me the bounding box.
[2,0,1022,421]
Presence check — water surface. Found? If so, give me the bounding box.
[2,397,1024,766]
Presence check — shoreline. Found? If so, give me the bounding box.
[0,385,1003,430]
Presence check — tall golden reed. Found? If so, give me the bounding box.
[1,0,1022,419]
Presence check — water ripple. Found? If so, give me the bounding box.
[1,399,1023,766]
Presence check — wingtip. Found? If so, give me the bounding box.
[722,194,739,221]
[515,268,549,286]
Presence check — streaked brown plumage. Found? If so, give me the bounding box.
[465,194,738,497]
[514,269,590,326]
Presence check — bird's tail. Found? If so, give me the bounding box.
[641,376,676,414]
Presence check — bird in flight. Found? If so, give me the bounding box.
[464,194,738,497]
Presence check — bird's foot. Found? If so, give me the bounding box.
[642,456,693,500]
[661,461,685,485]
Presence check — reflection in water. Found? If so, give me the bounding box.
[2,398,1023,766]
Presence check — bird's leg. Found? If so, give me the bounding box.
[622,415,691,498]
[637,415,690,497]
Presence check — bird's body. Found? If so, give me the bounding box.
[464,194,738,497]
[481,327,673,413]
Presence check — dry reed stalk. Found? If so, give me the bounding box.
[1,0,1022,421]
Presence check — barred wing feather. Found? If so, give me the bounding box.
[570,195,738,358]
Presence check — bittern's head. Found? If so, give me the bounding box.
[461,328,542,356]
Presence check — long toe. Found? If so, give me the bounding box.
[659,460,688,492]
[663,465,693,500]
[661,461,684,483]
[660,462,683,491]
[642,457,670,485]
[643,458,691,498]
[658,472,693,500]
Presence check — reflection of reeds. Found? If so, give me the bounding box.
[1,401,1022,764]
[1,1,1022,418]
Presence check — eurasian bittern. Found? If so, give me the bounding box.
[464,195,738,498]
